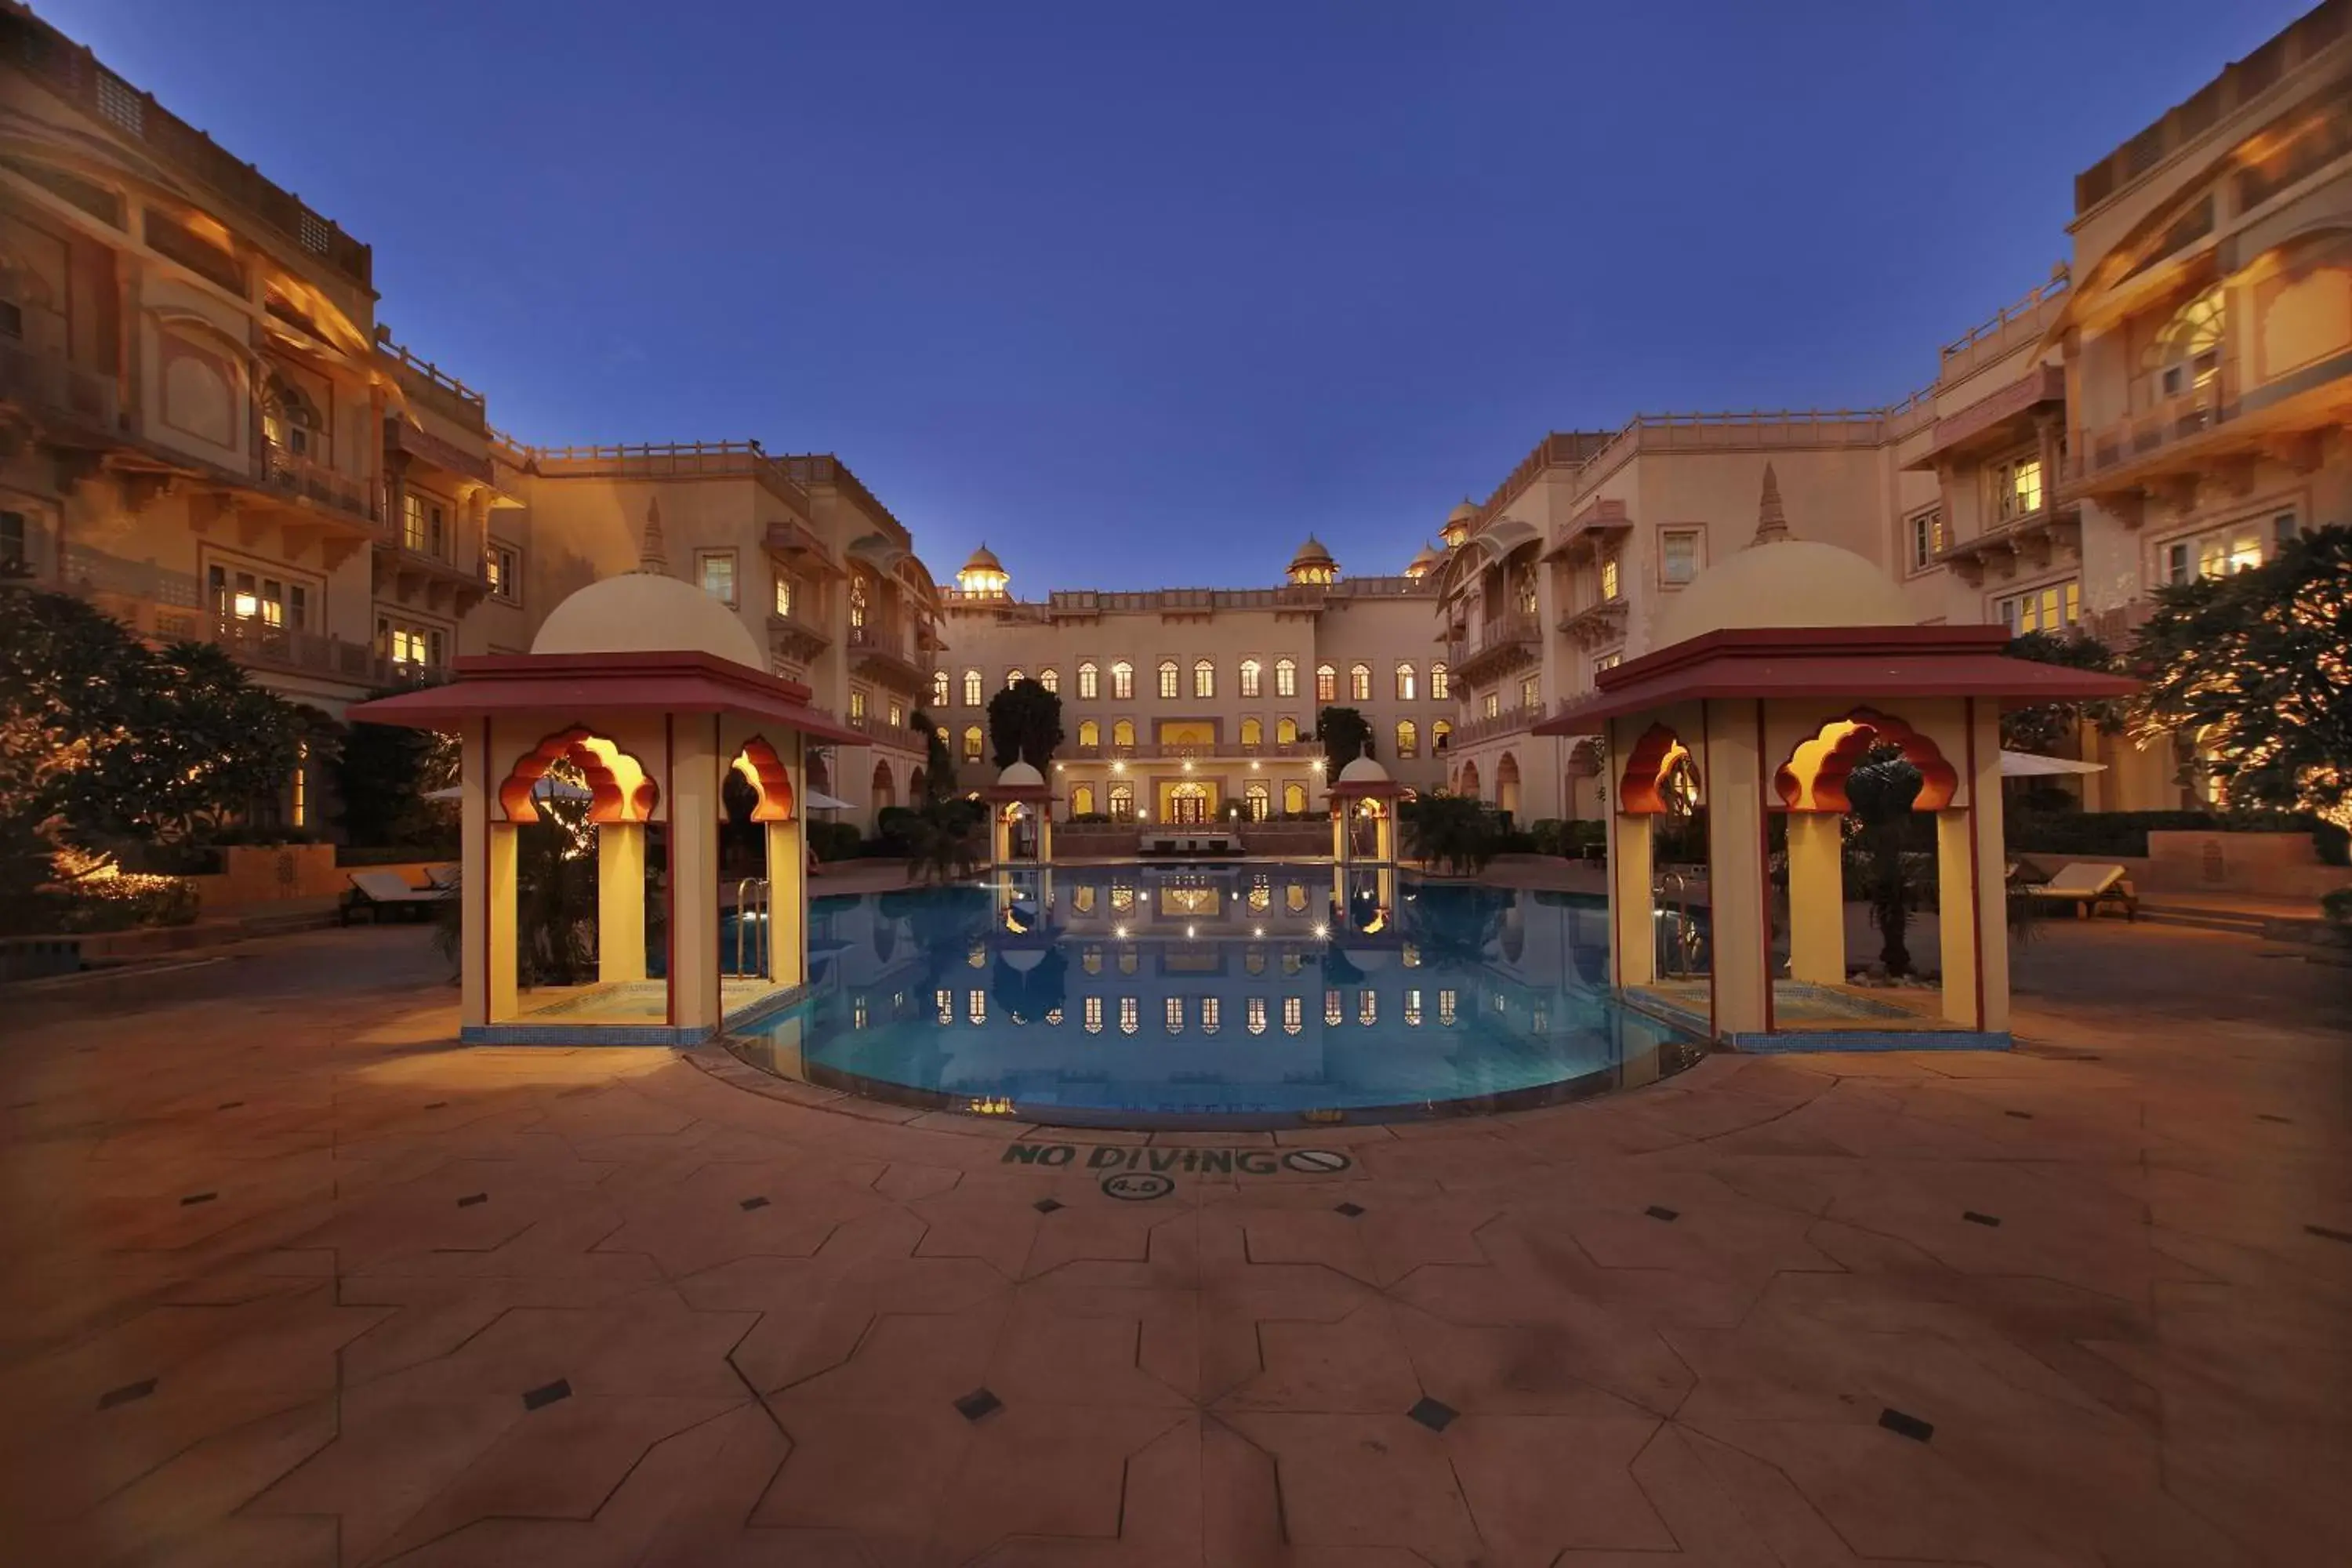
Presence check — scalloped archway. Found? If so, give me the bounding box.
[1617,722,1697,816]
[498,727,658,823]
[730,735,796,822]
[1774,707,1959,814]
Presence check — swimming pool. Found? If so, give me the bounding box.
[728,862,1701,1127]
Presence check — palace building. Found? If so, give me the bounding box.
[6,0,2347,833]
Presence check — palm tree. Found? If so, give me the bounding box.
[901,798,982,885]
[1402,792,1498,875]
[1845,745,1924,976]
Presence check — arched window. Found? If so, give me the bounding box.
[1072,782,1096,815]
[1349,663,1371,702]
[1433,719,1452,753]
[1109,782,1135,822]
[1430,662,1450,701]
[1240,717,1263,750]
[1240,659,1262,698]
[1192,659,1214,699]
[1039,667,1059,694]
[962,669,982,706]
[962,726,984,761]
[1395,663,1417,701]
[1275,658,1298,698]
[260,372,322,459]
[1283,782,1307,814]
[1276,717,1299,745]
[1157,659,1179,699]
[1245,780,1270,820]
[1078,719,1100,749]
[1112,718,1135,748]
[1396,720,1417,757]
[1006,667,1025,688]
[1077,661,1099,700]
[1110,661,1134,700]
[1315,664,1336,702]
[848,576,869,629]
[931,670,950,707]
[2145,285,2225,399]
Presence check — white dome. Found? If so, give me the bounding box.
[532,572,766,669]
[1338,754,1392,785]
[996,760,1045,789]
[1645,539,1917,654]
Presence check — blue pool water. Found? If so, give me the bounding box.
[730,862,1700,1127]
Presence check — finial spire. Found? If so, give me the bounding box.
[1751,463,1791,546]
[637,497,669,574]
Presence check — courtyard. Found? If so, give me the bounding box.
[2,914,2345,1567]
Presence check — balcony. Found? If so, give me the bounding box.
[0,342,121,442]
[1446,612,1542,684]
[1069,740,1316,762]
[1541,498,1632,563]
[848,622,927,693]
[2062,366,2239,505]
[378,342,488,437]
[1450,704,1544,747]
[1934,505,2082,585]
[257,437,376,524]
[1556,596,1628,652]
[369,519,489,615]
[768,604,832,663]
[844,710,927,750]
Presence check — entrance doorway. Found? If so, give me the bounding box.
[1167,782,1212,826]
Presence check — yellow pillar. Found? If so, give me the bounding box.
[460,725,517,1026]
[767,818,806,989]
[1785,812,1846,985]
[1947,699,2011,1032]
[485,826,517,1022]
[1610,811,1656,989]
[1037,811,1053,864]
[1374,809,1396,864]
[1330,809,1348,865]
[1704,702,1770,1037]
[990,808,1010,866]
[670,720,723,1033]
[597,824,647,985]
[1936,811,1979,1027]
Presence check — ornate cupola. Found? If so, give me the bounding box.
[956,543,1009,597]
[1286,535,1339,586]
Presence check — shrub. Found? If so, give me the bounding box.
[808,822,865,864]
[2322,886,2351,927]
[875,805,917,850]
[1526,818,1570,857]
[2007,807,2347,862]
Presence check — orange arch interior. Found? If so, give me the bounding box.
[731,735,796,822]
[499,727,659,824]
[1617,722,1695,815]
[1775,707,1960,814]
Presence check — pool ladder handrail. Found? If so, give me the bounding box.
[735,877,770,977]
[1653,869,1705,978]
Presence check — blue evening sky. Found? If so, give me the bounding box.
[49,0,2307,587]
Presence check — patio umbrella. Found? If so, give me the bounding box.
[1998,750,2105,777]
[422,776,592,803]
[804,789,855,811]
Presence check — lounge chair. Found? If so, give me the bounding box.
[423,862,460,891]
[342,869,456,924]
[2020,862,2137,921]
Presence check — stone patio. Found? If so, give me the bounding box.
[1,916,2346,1566]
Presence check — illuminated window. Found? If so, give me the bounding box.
[1432,720,1451,752]
[967,989,985,1024]
[932,670,951,706]
[1078,720,1100,749]
[1109,782,1135,822]
[1277,717,1299,746]
[1247,997,1267,1035]
[1991,454,2044,521]
[1358,989,1377,1026]
[1084,996,1103,1033]
[1111,661,1134,700]
[1395,663,1416,701]
[1430,662,1449,701]
[1519,675,1541,710]
[888,701,902,728]
[962,669,983,706]
[1439,989,1458,1025]
[1165,996,1185,1033]
[1158,659,1179,699]
[1040,667,1059,694]
[1241,717,1263,750]
[1076,887,1097,915]
[1599,554,1621,600]
[1908,507,1946,572]
[963,726,984,761]
[696,550,737,605]
[1245,780,1270,819]
[849,691,867,722]
[1078,661,1099,699]
[1325,989,1344,1026]
[2162,517,2280,584]
[848,578,868,629]
[2144,285,2225,401]
[1516,574,1539,616]
[1240,659,1262,698]
[935,989,953,1025]
[290,742,307,827]
[1283,782,1307,814]
[1315,664,1336,702]
[488,544,520,604]
[1995,582,2082,635]
[1661,531,1700,586]
[1072,783,1095,815]
[1396,720,1417,758]
[1200,997,1220,1035]
[1083,944,1102,975]
[1112,719,1135,749]
[1349,663,1371,702]
[401,492,426,552]
[1119,997,1138,1034]
[1404,989,1422,1026]
[1193,659,1214,698]
[1483,692,1500,719]
[1006,668,1025,688]
[1283,996,1303,1035]
[1276,658,1298,697]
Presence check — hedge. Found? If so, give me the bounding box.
[2007,807,2348,864]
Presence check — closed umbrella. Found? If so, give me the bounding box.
[423,776,592,802]
[1998,750,2105,777]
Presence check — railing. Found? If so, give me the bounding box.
[769,604,832,648]
[0,8,372,288]
[378,339,488,432]
[1446,612,1541,672]
[258,437,376,521]
[524,439,811,512]
[1450,703,1544,746]
[1940,275,2071,368]
[2074,0,2346,214]
[65,567,423,690]
[2069,366,2237,482]
[1070,740,1315,760]
[370,511,490,584]
[0,342,120,431]
[940,575,1440,616]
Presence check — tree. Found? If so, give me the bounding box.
[1845,744,1924,976]
[1315,706,1372,774]
[1400,792,1499,875]
[2129,524,2352,829]
[901,799,982,885]
[336,698,458,846]
[2001,631,2124,756]
[986,679,1063,769]
[909,708,954,801]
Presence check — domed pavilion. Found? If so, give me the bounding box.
[1536,465,2135,1048]
[347,502,867,1045]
